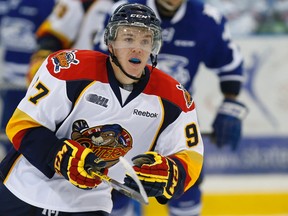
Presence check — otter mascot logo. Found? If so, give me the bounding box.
[52,50,79,73]
[71,120,133,168]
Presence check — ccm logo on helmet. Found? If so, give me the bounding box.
[130,14,148,19]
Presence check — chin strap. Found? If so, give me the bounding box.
[109,50,142,81]
[150,54,158,70]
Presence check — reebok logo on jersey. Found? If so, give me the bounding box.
[133,109,158,118]
[86,94,109,108]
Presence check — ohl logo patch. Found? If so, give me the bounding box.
[176,84,193,108]
[52,50,79,73]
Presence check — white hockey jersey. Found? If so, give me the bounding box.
[3,50,204,212]
[36,0,114,50]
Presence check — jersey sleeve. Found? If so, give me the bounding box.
[155,106,203,192]
[6,56,73,177]
[201,4,243,84]
[145,68,204,192]
[6,49,107,178]
[21,57,72,131]
[36,0,85,49]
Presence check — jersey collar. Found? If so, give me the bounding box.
[106,59,151,107]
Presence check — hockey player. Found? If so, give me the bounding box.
[0,3,204,216]
[94,0,247,215]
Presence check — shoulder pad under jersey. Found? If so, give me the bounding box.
[46,49,108,81]
[145,66,195,113]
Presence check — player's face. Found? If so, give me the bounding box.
[156,0,184,11]
[110,26,153,82]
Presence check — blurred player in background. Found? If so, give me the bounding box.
[0,0,55,159]
[0,0,9,160]
[0,3,204,215]
[26,0,115,83]
[94,0,247,215]
[0,0,9,33]
[204,0,260,35]
[0,0,9,29]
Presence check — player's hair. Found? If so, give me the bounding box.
[104,3,162,55]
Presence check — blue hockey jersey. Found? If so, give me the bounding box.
[0,0,9,25]
[0,0,55,86]
[94,0,244,93]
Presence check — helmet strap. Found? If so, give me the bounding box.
[150,54,158,70]
[109,49,142,81]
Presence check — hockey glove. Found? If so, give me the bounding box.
[52,139,107,189]
[212,98,248,150]
[124,152,183,204]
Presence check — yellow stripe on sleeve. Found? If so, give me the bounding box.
[36,21,72,49]
[173,150,203,191]
[6,108,42,144]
